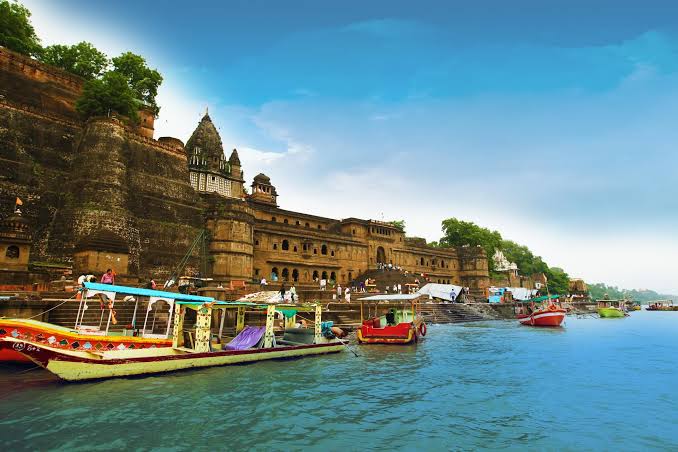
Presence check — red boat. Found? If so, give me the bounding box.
[516,295,566,327]
[356,294,426,344]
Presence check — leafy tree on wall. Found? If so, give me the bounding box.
[388,220,406,232]
[41,42,109,79]
[76,71,139,122]
[0,0,42,57]
[439,218,502,271]
[111,52,163,116]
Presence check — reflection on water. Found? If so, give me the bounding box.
[1,311,678,450]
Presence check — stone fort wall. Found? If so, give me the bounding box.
[0,47,203,278]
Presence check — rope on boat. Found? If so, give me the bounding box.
[23,292,78,320]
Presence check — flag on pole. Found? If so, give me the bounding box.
[15,197,23,206]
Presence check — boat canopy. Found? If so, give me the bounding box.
[83,282,213,302]
[359,294,421,302]
[518,295,560,303]
[175,299,318,312]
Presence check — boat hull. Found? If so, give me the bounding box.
[357,321,418,344]
[0,337,343,381]
[0,318,171,363]
[598,308,625,318]
[517,309,566,327]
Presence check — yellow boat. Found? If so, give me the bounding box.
[2,284,345,381]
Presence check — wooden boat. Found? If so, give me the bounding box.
[0,282,195,363]
[356,294,426,344]
[1,295,344,381]
[516,295,566,327]
[597,300,628,318]
[646,300,678,311]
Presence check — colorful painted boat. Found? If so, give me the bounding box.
[0,318,171,363]
[2,296,344,381]
[357,294,425,344]
[515,295,566,327]
[0,282,212,363]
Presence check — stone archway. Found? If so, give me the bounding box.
[376,246,386,264]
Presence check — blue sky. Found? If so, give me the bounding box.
[22,0,678,292]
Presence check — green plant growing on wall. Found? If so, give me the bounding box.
[0,0,42,57]
[41,41,109,79]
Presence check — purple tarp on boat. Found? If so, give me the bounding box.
[223,326,266,350]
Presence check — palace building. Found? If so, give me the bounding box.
[0,46,489,293]
[187,113,489,291]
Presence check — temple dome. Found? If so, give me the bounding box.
[253,173,271,184]
[186,113,229,175]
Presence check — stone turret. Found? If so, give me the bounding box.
[249,173,278,206]
[228,148,244,198]
[0,209,31,271]
[204,195,254,282]
[186,112,243,198]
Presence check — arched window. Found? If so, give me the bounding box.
[352,229,356,235]
[441,259,445,268]
[282,240,289,251]
[321,271,328,280]
[420,257,424,266]
[312,270,319,281]
[282,268,289,281]
[5,245,19,259]
[273,243,278,250]
[432,259,436,266]
[292,269,299,282]
[296,220,300,226]
[271,267,279,281]
[305,222,310,228]
[330,250,335,257]
[271,216,277,222]
[255,239,259,246]
[302,243,308,251]
[313,248,318,255]
[321,244,328,255]
[284,219,289,224]
[293,246,298,252]
[317,225,322,230]
[330,271,336,283]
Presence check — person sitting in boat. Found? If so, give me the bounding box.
[386,308,397,326]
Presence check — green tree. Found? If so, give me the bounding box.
[544,267,569,295]
[76,71,138,121]
[41,41,108,79]
[111,52,163,116]
[501,239,548,276]
[388,220,406,232]
[0,0,42,57]
[439,218,503,270]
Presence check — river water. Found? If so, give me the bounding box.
[1,310,677,451]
